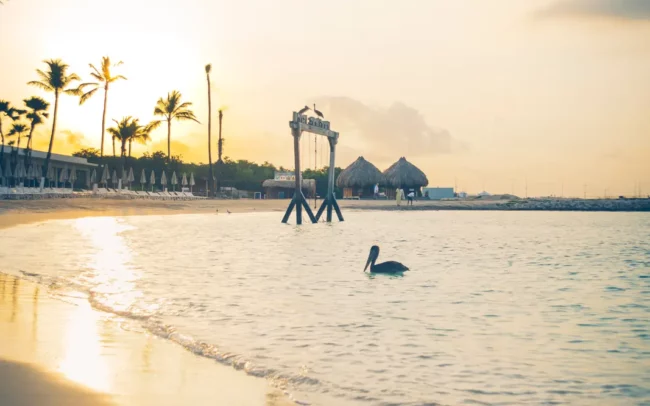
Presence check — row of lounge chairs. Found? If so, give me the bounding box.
[93,188,205,200]
[0,186,75,199]
[0,186,205,200]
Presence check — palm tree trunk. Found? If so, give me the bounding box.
[216,110,223,195]
[121,139,127,187]
[42,90,59,185]
[167,120,171,164]
[24,122,35,168]
[100,84,109,157]
[128,139,132,158]
[112,136,116,157]
[0,120,4,172]
[207,73,213,197]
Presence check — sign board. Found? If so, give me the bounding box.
[274,171,296,181]
[290,112,339,140]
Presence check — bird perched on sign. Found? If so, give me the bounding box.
[298,106,310,115]
[313,104,324,118]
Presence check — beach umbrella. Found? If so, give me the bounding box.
[128,167,135,184]
[160,171,167,190]
[149,170,155,191]
[90,168,97,184]
[111,169,117,187]
[69,167,77,189]
[100,165,109,186]
[59,166,68,188]
[47,165,55,187]
[181,173,188,188]
[190,172,195,193]
[171,171,178,192]
[140,169,146,190]
[121,168,128,189]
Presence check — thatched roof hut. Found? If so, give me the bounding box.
[383,157,428,189]
[336,156,385,188]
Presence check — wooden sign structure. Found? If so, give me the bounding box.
[281,111,344,225]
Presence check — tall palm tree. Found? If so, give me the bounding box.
[205,64,214,197]
[23,96,49,166]
[28,59,81,185]
[79,56,126,157]
[150,90,199,163]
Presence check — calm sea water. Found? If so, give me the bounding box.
[2,211,649,405]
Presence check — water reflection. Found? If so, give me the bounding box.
[58,304,110,392]
[74,217,144,314]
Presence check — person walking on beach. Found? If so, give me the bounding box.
[407,190,415,206]
[374,183,379,199]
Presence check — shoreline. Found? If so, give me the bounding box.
[0,274,295,406]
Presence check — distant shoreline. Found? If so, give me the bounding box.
[1,197,648,231]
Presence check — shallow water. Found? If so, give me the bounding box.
[2,211,649,405]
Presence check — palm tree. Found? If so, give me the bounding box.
[23,96,49,167]
[0,100,22,170]
[8,123,28,182]
[128,125,152,157]
[28,59,81,185]
[79,56,126,157]
[205,64,214,197]
[107,116,155,180]
[8,122,28,149]
[150,90,199,163]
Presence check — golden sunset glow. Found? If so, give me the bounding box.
[1,0,649,196]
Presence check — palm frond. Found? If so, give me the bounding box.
[153,106,166,116]
[109,74,127,82]
[79,87,100,105]
[146,120,163,131]
[174,112,200,123]
[35,69,51,83]
[27,81,54,92]
[90,72,104,82]
[64,87,82,96]
[205,64,212,74]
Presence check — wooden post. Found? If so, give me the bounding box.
[293,129,302,224]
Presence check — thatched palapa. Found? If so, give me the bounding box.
[336,156,385,198]
[336,157,385,188]
[383,157,428,194]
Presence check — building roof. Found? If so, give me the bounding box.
[336,156,385,188]
[382,157,428,188]
[262,179,315,189]
[1,147,97,167]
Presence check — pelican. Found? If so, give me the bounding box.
[298,105,310,115]
[364,245,409,274]
[313,104,324,118]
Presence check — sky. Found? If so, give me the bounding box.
[0,0,649,197]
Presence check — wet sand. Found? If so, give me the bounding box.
[0,273,293,406]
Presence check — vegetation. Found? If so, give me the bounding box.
[27,59,81,182]
[78,56,127,157]
[71,148,343,196]
[150,90,199,164]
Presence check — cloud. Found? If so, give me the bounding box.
[32,130,94,155]
[312,97,462,165]
[536,0,650,21]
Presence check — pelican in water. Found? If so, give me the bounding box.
[364,245,409,274]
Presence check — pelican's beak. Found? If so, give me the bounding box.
[364,252,372,272]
